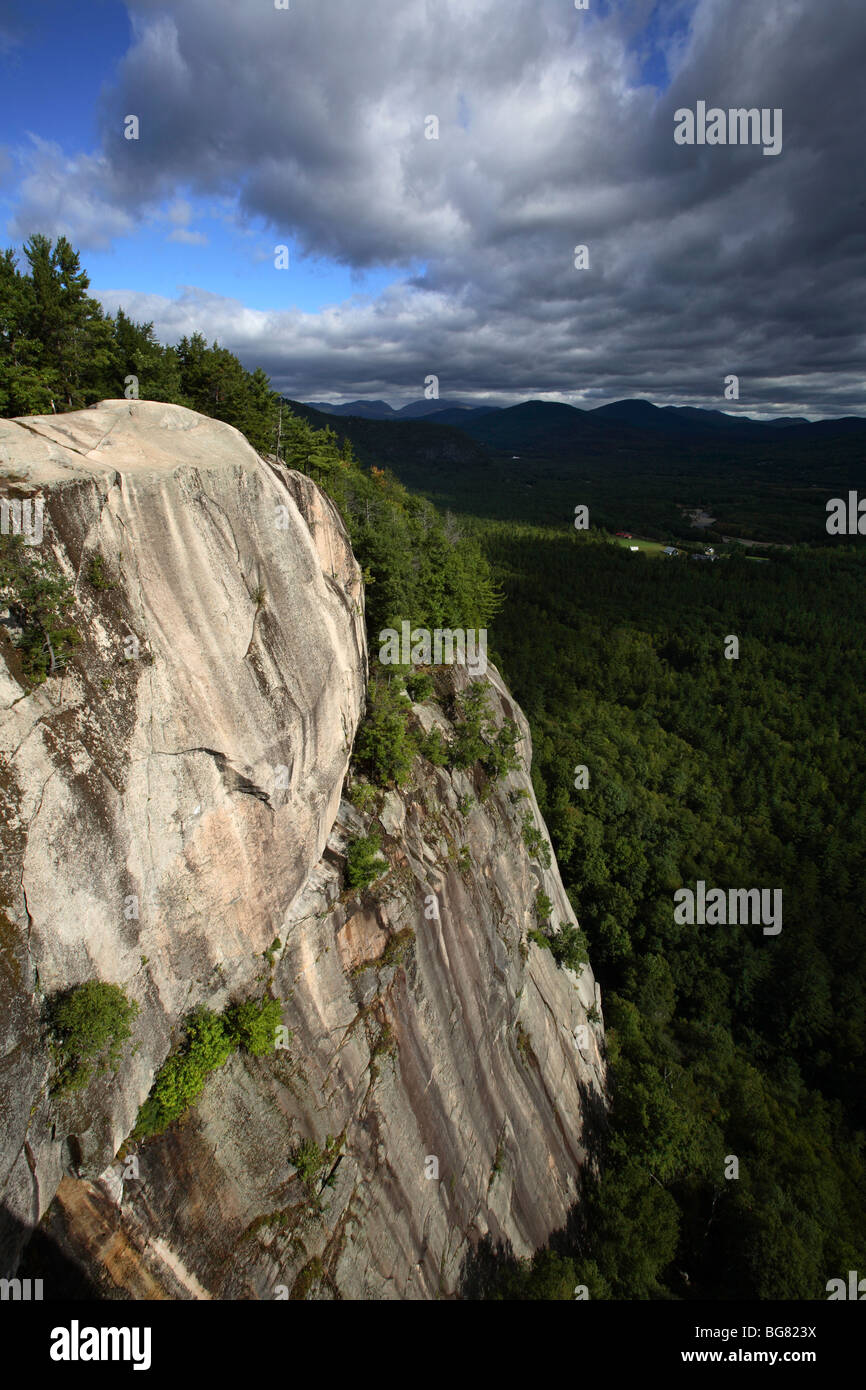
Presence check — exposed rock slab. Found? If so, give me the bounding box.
[0,402,366,1271]
[1,401,604,1297]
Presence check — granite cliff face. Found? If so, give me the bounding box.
[0,400,604,1298]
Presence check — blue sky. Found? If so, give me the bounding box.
[0,0,415,314]
[0,0,128,151]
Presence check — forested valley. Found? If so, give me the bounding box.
[472,524,866,1298]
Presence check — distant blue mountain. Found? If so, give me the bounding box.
[420,406,500,426]
[303,399,398,418]
[302,397,493,421]
[300,395,863,444]
[591,399,808,436]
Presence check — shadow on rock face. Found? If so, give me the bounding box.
[575,1076,609,1171]
[458,1080,610,1301]
[1,1204,103,1300]
[459,1234,521,1299]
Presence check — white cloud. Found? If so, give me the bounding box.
[165,198,193,227]
[166,227,208,245]
[7,137,135,249]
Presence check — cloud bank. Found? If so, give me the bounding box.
[9,0,866,414]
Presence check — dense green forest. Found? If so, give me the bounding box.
[473,524,866,1298]
[2,238,863,1300]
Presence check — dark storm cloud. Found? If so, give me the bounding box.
[12,0,866,414]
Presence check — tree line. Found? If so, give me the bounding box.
[1,234,275,451]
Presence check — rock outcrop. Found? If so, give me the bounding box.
[0,400,604,1298]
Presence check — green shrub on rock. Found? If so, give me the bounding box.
[133,995,283,1139]
[549,922,590,973]
[405,670,434,703]
[354,676,418,786]
[225,995,283,1055]
[133,1008,231,1139]
[49,981,139,1095]
[521,815,552,868]
[346,832,387,891]
[0,533,80,684]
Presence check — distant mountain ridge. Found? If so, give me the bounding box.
[303,397,492,420]
[301,394,864,436]
[291,397,866,474]
[287,393,866,543]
